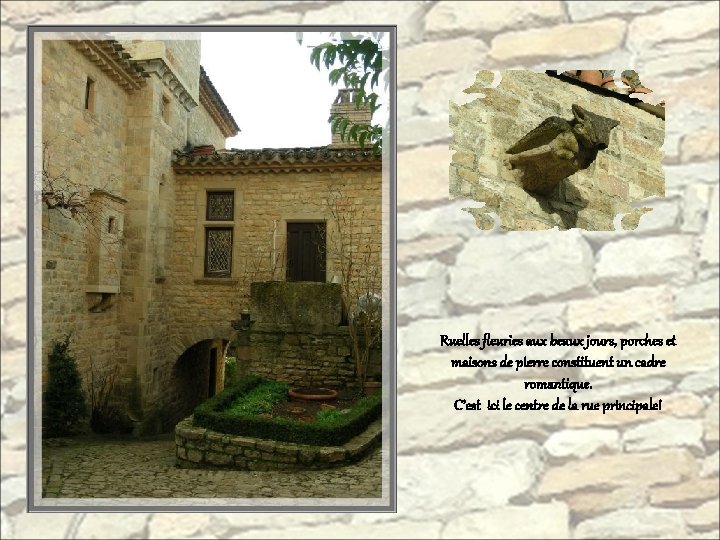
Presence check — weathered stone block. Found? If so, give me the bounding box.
[298,448,317,464]
[261,452,297,464]
[255,440,276,453]
[186,449,203,463]
[318,447,346,462]
[244,449,261,459]
[224,445,242,456]
[250,281,342,325]
[206,451,232,466]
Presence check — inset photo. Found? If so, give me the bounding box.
[30,27,395,511]
[450,69,665,231]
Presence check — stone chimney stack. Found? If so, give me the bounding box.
[329,89,373,147]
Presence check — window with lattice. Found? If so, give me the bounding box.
[206,191,234,221]
[204,227,233,277]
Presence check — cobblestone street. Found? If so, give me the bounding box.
[41,435,382,499]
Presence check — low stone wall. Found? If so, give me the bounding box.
[175,416,382,471]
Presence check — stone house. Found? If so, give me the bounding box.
[40,38,382,433]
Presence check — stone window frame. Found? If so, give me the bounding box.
[280,213,335,284]
[204,227,233,277]
[160,93,171,125]
[194,186,239,282]
[84,76,96,113]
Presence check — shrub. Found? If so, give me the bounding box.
[226,380,288,415]
[44,335,88,437]
[193,376,381,446]
[223,356,237,388]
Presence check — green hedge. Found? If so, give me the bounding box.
[192,375,382,446]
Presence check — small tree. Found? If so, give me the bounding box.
[303,32,388,154]
[44,335,88,437]
[85,358,133,434]
[322,188,383,393]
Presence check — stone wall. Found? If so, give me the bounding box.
[187,101,226,149]
[38,38,235,430]
[450,70,665,231]
[120,39,200,101]
[174,416,381,471]
[243,323,355,387]
[40,40,132,380]
[159,338,227,433]
[168,167,382,333]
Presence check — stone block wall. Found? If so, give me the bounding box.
[120,39,200,101]
[250,281,343,326]
[168,167,382,337]
[40,40,132,379]
[244,323,355,387]
[38,37,234,428]
[450,70,665,231]
[187,101,226,149]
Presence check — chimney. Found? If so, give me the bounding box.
[329,89,373,147]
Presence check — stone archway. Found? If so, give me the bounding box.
[164,335,230,431]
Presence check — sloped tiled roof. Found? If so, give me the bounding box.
[172,146,381,175]
[71,39,149,92]
[199,66,240,138]
[546,71,665,120]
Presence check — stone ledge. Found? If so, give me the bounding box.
[175,415,381,471]
[193,278,239,285]
[248,322,351,335]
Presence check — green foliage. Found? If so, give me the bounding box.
[307,32,387,154]
[226,380,288,415]
[44,335,88,437]
[223,356,238,388]
[193,376,382,446]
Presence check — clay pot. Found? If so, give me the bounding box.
[288,387,338,401]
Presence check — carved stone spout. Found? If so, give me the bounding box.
[503,104,619,195]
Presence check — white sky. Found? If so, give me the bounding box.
[200,32,348,149]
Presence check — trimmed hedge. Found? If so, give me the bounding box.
[192,375,382,446]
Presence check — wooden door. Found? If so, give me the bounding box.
[286,222,326,282]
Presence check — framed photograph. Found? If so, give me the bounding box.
[28,26,396,512]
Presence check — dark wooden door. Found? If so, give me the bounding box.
[287,222,326,282]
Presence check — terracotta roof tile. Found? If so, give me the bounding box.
[172,146,380,175]
[71,39,149,92]
[199,66,240,137]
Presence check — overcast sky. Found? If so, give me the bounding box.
[201,32,346,150]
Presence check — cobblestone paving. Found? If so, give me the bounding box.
[41,435,381,499]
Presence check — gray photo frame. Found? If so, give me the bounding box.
[27,25,397,513]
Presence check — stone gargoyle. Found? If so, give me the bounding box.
[503,104,620,195]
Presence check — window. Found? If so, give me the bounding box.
[161,95,170,124]
[107,216,117,234]
[84,77,95,111]
[201,188,235,278]
[287,222,326,282]
[206,191,234,221]
[202,191,235,279]
[205,228,233,277]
